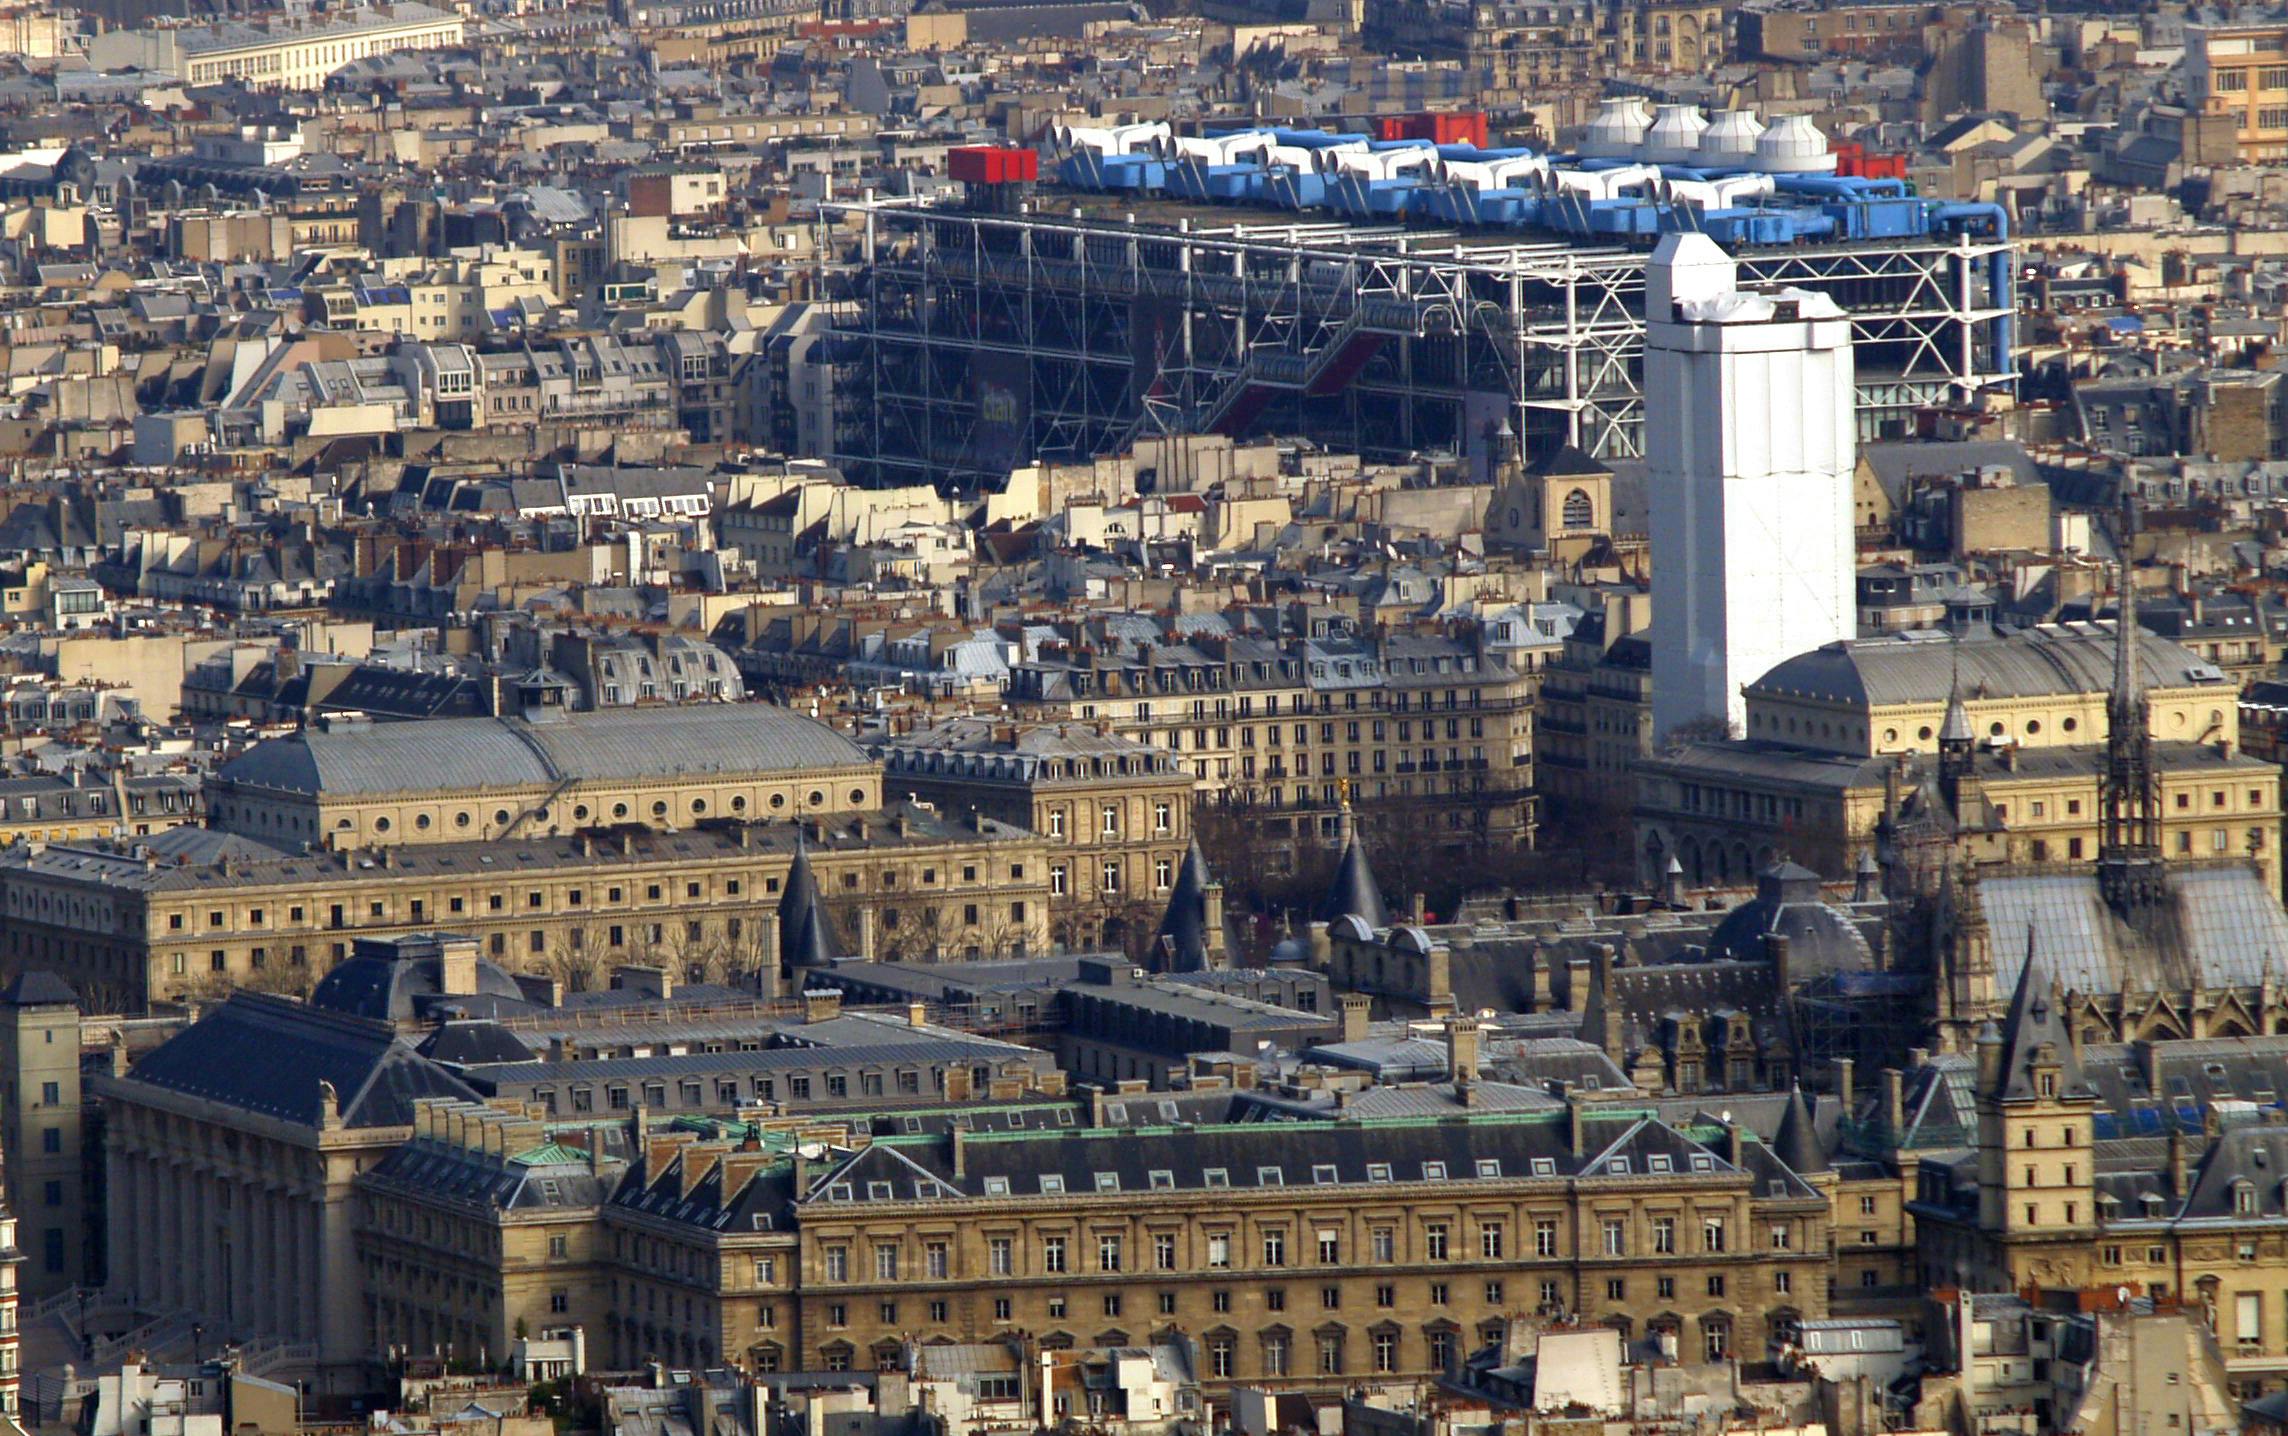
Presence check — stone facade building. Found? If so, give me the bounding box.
[205,703,882,854]
[878,719,1198,954]
[1007,618,1539,858]
[0,807,1052,1011]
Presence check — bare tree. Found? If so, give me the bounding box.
[543,920,608,994]
[241,956,318,1000]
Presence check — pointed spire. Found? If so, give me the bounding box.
[1939,686,1973,746]
[1152,838,1233,972]
[1993,950,2091,1104]
[779,834,841,970]
[2112,498,2145,727]
[1942,627,1973,736]
[1852,847,1880,904]
[1774,1080,1828,1175]
[1317,789,1390,928]
[2099,490,2164,912]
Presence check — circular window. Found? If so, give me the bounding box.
[455,812,471,829]
[2063,717,2078,732]
[769,794,787,810]
[415,814,431,830]
[337,817,352,830]
[693,798,708,815]
[849,788,866,804]
[808,790,825,807]
[1883,728,1898,744]
[1918,726,1933,741]
[374,816,392,832]
[2026,720,2041,735]
[1989,722,2005,737]
[732,795,747,813]
[651,801,668,818]
[2172,711,2187,730]
[575,804,591,820]
[495,809,511,826]
[613,802,629,819]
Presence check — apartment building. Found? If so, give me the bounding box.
[0,808,1052,1012]
[203,703,882,855]
[88,3,467,89]
[101,947,1060,1390]
[602,1091,1831,1383]
[1005,617,1537,856]
[879,720,1198,954]
[2189,21,2288,163]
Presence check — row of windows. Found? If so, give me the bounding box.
[804,1307,1740,1375]
[815,1211,1754,1282]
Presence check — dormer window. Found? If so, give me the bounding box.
[2238,1183,2258,1216]
[2038,1071,2056,1099]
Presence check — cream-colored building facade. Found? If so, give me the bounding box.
[205,704,883,854]
[0,813,1052,1012]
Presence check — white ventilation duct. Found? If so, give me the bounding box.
[1639,105,1708,165]
[1580,96,1653,160]
[1696,109,1765,166]
[1755,114,1837,173]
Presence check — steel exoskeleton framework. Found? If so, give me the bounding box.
[830,195,2013,488]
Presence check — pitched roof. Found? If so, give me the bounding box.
[127,993,480,1128]
[1151,839,1235,973]
[1773,1083,1828,1175]
[0,971,76,1007]
[215,703,870,797]
[1317,831,1390,929]
[1992,954,2093,1105]
[780,840,841,969]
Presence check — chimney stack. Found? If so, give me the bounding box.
[437,936,478,996]
[1445,1016,1481,1091]
[1338,993,1371,1044]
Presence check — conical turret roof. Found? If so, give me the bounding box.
[1317,834,1390,929]
[779,838,842,969]
[1773,1081,1828,1175]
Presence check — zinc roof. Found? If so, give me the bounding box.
[215,703,871,797]
[1749,622,2228,708]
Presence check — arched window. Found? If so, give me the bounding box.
[1562,488,1594,529]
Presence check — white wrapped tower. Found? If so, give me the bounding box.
[1647,232,1857,740]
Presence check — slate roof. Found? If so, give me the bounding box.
[215,703,870,797]
[1992,953,2093,1105]
[1704,862,1878,977]
[780,841,841,969]
[418,1020,541,1065]
[0,970,76,1006]
[310,939,526,1022]
[362,1133,617,1213]
[1749,622,2228,707]
[1774,1084,1828,1175]
[796,1107,1758,1210]
[1976,862,2288,997]
[126,993,480,1128]
[1151,839,1240,973]
[1317,833,1390,929]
